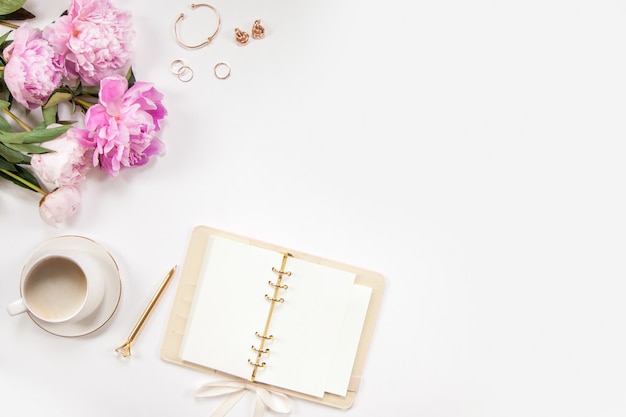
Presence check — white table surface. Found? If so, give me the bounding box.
[2,0,626,416]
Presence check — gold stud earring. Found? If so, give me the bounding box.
[235,28,250,45]
[251,19,265,39]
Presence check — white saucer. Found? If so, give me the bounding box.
[23,235,122,337]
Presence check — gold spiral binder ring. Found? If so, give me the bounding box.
[268,280,288,290]
[248,359,266,368]
[174,3,221,49]
[251,345,270,354]
[255,331,273,340]
[271,267,292,276]
[265,294,284,303]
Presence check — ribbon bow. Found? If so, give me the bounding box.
[195,380,292,417]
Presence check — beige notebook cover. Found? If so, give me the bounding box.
[161,225,385,409]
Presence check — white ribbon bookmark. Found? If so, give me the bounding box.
[195,381,292,417]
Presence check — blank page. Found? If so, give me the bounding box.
[256,256,356,397]
[325,284,372,396]
[180,236,279,381]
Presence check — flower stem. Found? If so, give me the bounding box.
[0,21,18,30]
[74,97,95,109]
[0,168,47,195]
[2,108,32,132]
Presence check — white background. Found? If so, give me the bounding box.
[1,0,626,416]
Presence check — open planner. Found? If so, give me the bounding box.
[161,225,385,408]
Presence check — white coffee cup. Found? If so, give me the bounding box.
[7,250,105,323]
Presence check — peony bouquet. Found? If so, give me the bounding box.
[0,0,167,226]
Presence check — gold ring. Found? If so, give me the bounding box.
[214,61,231,79]
[177,65,194,82]
[170,59,186,74]
[170,60,194,82]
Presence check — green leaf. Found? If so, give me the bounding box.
[0,124,71,144]
[0,0,27,15]
[42,105,59,126]
[0,142,28,163]
[0,7,34,21]
[81,85,100,97]
[6,143,52,154]
[0,156,16,171]
[126,67,136,88]
[0,164,42,192]
[44,91,73,109]
[0,114,10,132]
[0,99,10,110]
[0,30,10,44]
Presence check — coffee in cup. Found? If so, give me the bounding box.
[7,250,105,324]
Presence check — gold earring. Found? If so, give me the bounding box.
[251,19,265,39]
[234,28,250,45]
[174,4,221,50]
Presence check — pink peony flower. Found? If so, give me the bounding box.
[30,127,93,189]
[43,0,135,86]
[80,75,167,177]
[3,25,65,110]
[39,185,81,227]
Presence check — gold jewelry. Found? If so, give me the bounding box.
[170,59,185,74]
[170,59,194,82]
[234,28,249,45]
[214,62,231,80]
[251,19,265,39]
[174,4,221,49]
[177,65,194,82]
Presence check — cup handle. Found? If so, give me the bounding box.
[7,298,27,316]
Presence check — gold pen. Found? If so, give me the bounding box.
[115,265,177,358]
